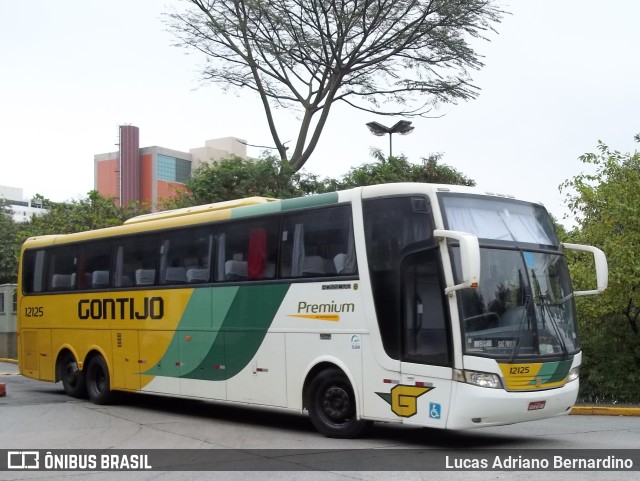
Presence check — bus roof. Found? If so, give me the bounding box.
[124,197,277,225]
[20,183,545,250]
[20,191,340,249]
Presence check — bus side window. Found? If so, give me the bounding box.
[159,228,213,285]
[78,242,112,290]
[215,219,279,282]
[115,235,159,288]
[363,196,435,360]
[280,205,357,279]
[22,250,46,294]
[401,251,451,367]
[46,247,78,292]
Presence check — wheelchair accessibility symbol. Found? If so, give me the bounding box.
[429,402,441,419]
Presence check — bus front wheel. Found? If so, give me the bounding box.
[59,353,87,399]
[85,355,115,405]
[307,368,370,438]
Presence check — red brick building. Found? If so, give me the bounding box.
[94,125,246,210]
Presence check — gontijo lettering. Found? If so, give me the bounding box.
[78,297,164,320]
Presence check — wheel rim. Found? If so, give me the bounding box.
[94,365,107,394]
[320,385,353,424]
[63,361,80,388]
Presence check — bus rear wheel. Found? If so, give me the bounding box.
[85,355,115,405]
[60,353,87,399]
[307,368,370,438]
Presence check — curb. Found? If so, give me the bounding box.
[571,406,640,416]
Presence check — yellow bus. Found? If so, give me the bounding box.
[18,183,608,438]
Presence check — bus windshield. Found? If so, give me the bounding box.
[441,194,578,360]
[440,194,558,247]
[454,247,578,359]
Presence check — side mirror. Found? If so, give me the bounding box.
[562,243,608,296]
[434,229,480,295]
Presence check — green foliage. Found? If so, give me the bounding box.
[4,192,147,283]
[171,155,328,207]
[0,199,18,283]
[1,191,146,284]
[337,150,476,188]
[19,191,145,239]
[561,141,640,402]
[173,151,476,209]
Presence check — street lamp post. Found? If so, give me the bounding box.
[366,120,414,158]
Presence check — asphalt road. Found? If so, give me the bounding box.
[1,361,640,480]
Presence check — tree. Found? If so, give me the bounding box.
[337,149,475,188]
[0,199,18,284]
[172,149,474,208]
[173,155,327,206]
[0,192,148,289]
[19,191,146,240]
[560,140,640,402]
[166,0,503,171]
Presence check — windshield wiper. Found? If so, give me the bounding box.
[537,294,569,359]
[529,262,569,359]
[509,294,532,363]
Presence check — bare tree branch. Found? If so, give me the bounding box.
[165,0,504,171]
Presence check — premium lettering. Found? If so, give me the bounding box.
[78,297,164,320]
[297,301,355,314]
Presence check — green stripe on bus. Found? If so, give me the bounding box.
[280,192,339,211]
[143,287,238,377]
[182,283,291,380]
[231,202,282,218]
[528,360,572,385]
[231,192,340,219]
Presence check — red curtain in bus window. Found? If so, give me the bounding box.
[247,228,267,279]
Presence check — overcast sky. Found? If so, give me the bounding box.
[1,1,639,226]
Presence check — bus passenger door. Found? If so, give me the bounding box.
[399,250,453,427]
[111,330,141,391]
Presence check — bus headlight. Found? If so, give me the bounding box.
[454,369,503,389]
[566,366,580,383]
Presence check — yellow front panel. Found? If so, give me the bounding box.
[499,360,572,391]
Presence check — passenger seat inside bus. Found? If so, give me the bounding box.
[164,267,187,284]
[225,260,247,280]
[92,270,109,289]
[135,269,156,286]
[51,273,74,290]
[302,256,326,275]
[186,268,209,283]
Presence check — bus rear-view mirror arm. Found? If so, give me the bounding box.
[434,229,480,295]
[561,243,608,297]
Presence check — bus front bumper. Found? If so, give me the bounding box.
[445,379,579,429]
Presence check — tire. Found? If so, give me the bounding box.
[307,368,370,438]
[85,355,115,405]
[59,353,87,399]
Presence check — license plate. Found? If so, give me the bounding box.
[528,401,546,411]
